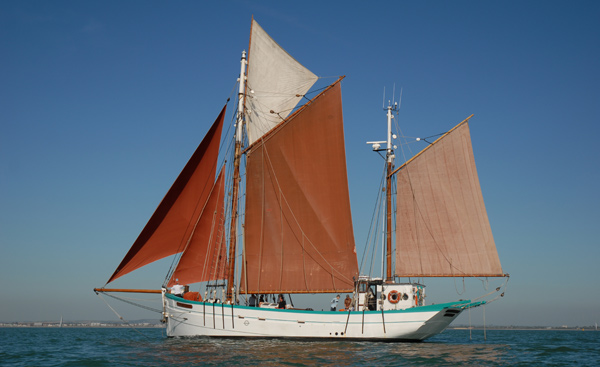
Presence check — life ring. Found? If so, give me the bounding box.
[388,290,400,304]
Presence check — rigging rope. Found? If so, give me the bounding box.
[95,292,155,340]
[97,291,163,314]
[256,144,355,287]
[453,276,466,296]
[475,275,510,305]
[483,304,487,341]
[419,132,446,145]
[394,117,474,277]
[469,306,472,340]
[162,95,236,288]
[359,162,386,278]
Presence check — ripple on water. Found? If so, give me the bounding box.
[1,328,599,367]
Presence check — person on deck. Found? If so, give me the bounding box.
[367,287,376,310]
[249,294,257,307]
[344,294,352,310]
[277,294,287,309]
[330,294,340,311]
[171,281,185,297]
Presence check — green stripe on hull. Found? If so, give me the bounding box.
[165,294,483,314]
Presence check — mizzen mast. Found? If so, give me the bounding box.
[367,99,398,283]
[384,101,397,283]
[226,50,247,303]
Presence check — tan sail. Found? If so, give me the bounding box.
[242,81,358,294]
[245,19,318,144]
[395,118,504,277]
[107,107,226,284]
[167,166,227,287]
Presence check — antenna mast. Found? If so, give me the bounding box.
[384,98,397,283]
[367,89,399,283]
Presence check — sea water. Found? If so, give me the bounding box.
[1,327,598,366]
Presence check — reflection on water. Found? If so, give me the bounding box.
[2,328,597,366]
[386,341,510,366]
[133,331,512,366]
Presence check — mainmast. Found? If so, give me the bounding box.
[226,50,247,303]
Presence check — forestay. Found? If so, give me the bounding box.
[107,107,226,284]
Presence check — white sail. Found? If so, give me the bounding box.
[245,20,318,144]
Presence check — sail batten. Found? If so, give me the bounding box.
[107,106,226,284]
[242,81,358,294]
[395,119,503,277]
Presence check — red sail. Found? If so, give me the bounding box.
[167,166,227,286]
[107,106,226,284]
[241,81,358,294]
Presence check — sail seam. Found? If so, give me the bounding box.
[397,120,503,277]
[257,143,266,295]
[404,145,468,277]
[168,166,228,286]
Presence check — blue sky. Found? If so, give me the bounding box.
[1,1,599,327]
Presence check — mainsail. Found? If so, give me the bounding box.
[245,19,318,145]
[167,166,227,287]
[395,117,504,277]
[107,106,226,284]
[242,81,358,294]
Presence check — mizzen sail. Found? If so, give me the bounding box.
[107,106,226,284]
[395,118,504,277]
[242,81,358,294]
[167,166,227,287]
[245,19,318,144]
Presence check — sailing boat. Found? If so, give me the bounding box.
[94,19,508,341]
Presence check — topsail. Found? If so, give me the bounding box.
[245,19,318,144]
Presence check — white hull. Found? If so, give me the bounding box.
[164,294,471,341]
